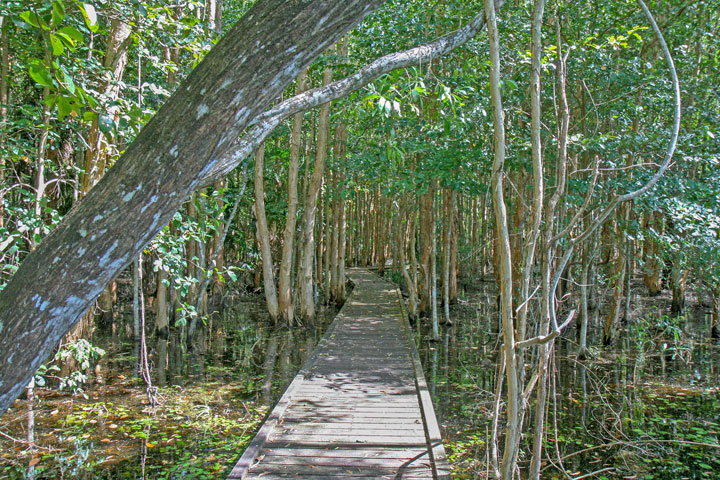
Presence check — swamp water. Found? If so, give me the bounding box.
[0,297,335,479]
[414,280,720,479]
[2,281,719,479]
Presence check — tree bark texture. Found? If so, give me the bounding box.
[299,66,333,321]
[278,68,308,325]
[0,0,385,415]
[81,18,132,194]
[484,0,521,476]
[254,143,279,321]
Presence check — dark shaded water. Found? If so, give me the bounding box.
[0,296,335,479]
[413,279,720,479]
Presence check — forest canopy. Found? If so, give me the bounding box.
[0,0,718,478]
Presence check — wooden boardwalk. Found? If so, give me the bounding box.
[229,268,450,479]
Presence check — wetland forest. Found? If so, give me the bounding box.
[0,0,719,478]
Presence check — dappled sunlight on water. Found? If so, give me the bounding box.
[0,295,335,479]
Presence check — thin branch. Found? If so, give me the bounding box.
[515,309,577,349]
[551,159,599,242]
[571,0,681,246]
[198,1,507,185]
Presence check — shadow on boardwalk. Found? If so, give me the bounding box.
[229,268,449,480]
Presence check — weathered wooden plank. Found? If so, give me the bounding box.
[229,268,450,480]
[278,421,424,431]
[247,463,434,476]
[268,434,427,444]
[259,455,432,468]
[280,416,425,424]
[260,446,430,459]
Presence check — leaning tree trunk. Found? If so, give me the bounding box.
[0,0,386,415]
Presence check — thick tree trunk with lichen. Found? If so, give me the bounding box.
[0,0,385,415]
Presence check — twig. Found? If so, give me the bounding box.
[0,430,54,451]
[541,439,720,472]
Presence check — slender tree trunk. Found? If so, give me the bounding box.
[211,179,226,296]
[0,18,8,229]
[329,162,339,300]
[409,207,419,301]
[419,185,433,314]
[578,243,593,359]
[642,211,663,295]
[32,82,50,251]
[442,188,454,323]
[485,0,521,476]
[300,66,332,322]
[670,257,686,315]
[431,183,439,340]
[278,68,308,325]
[398,197,419,319]
[377,193,387,275]
[333,121,348,304]
[603,207,628,345]
[81,18,132,194]
[254,143,279,321]
[450,198,458,302]
[156,269,169,338]
[323,184,332,297]
[711,287,720,339]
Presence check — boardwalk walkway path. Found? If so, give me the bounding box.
[229,268,450,479]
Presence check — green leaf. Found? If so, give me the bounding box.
[50,34,65,56]
[29,65,54,88]
[83,111,97,123]
[19,11,46,30]
[56,96,72,120]
[57,66,75,94]
[57,26,84,45]
[52,0,66,26]
[80,3,98,32]
[98,114,115,134]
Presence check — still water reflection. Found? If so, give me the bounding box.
[414,279,720,479]
[0,296,335,479]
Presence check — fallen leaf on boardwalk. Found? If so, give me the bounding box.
[346,470,353,474]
